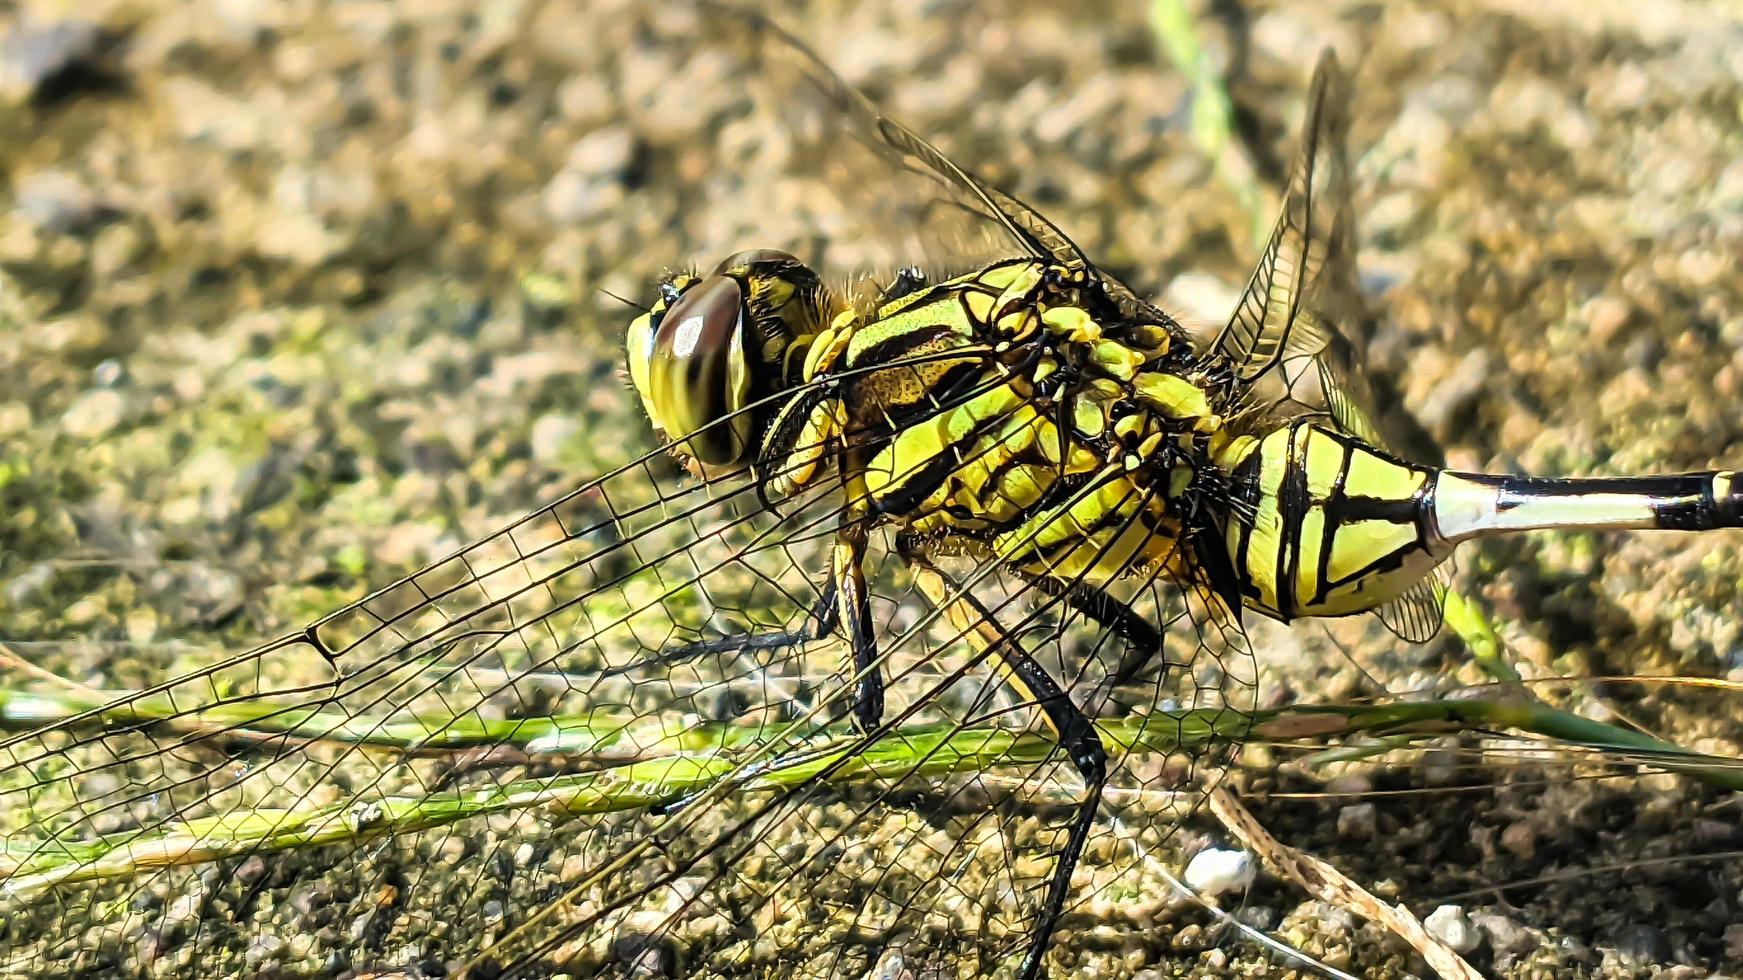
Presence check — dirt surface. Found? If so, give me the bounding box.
[2,0,1742,978]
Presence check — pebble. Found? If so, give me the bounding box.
[1723,922,1743,960]
[1336,802,1376,838]
[1424,904,1481,955]
[544,126,636,223]
[863,949,912,980]
[1500,820,1536,860]
[182,564,243,621]
[1236,905,1276,931]
[162,893,203,931]
[4,562,54,605]
[14,170,105,234]
[1182,847,1255,898]
[236,855,269,886]
[60,388,126,438]
[1472,910,1536,955]
[1308,901,1356,935]
[0,16,100,103]
[33,313,114,359]
[530,412,582,465]
[1609,922,1669,966]
[0,401,29,439]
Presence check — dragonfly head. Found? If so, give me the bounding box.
[626,249,827,473]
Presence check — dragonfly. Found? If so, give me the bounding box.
[3,4,1740,979]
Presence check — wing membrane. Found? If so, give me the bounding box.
[1,339,1250,978]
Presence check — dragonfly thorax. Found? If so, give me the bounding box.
[741,259,1247,590]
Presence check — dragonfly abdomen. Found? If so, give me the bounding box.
[1433,470,1743,539]
[1221,419,1448,622]
[1223,417,1743,626]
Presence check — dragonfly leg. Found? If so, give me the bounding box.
[1023,574,1166,693]
[907,556,1106,980]
[832,522,885,733]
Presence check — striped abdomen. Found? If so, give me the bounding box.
[1221,420,1743,625]
[1221,421,1445,621]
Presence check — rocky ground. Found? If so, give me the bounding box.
[2,0,1742,977]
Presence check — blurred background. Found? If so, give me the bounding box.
[3,0,1742,975]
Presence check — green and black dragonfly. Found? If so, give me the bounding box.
[3,5,1740,979]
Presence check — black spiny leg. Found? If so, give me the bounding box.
[833,524,884,733]
[907,556,1106,980]
[1021,575,1173,696]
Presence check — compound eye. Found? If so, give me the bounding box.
[711,248,801,277]
[643,275,753,465]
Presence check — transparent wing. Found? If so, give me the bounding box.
[630,3,1168,322]
[1210,52,1356,390]
[0,357,1256,977]
[1210,52,1445,643]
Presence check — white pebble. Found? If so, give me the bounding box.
[1182,847,1255,898]
[1425,904,1482,954]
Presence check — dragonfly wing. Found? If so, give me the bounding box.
[637,4,1167,321]
[1210,51,1356,389]
[0,403,1254,976]
[1209,52,1448,644]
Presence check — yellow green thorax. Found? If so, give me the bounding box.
[828,263,1219,589]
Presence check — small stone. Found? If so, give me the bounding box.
[1584,296,1631,344]
[35,313,114,359]
[0,401,30,439]
[243,933,284,966]
[1158,272,1238,331]
[1236,905,1276,931]
[236,855,269,886]
[1324,774,1371,796]
[92,358,125,387]
[544,127,636,223]
[862,948,913,980]
[162,893,203,931]
[183,565,243,622]
[560,853,590,883]
[1472,911,1535,955]
[1722,922,1743,960]
[1336,802,1376,837]
[0,17,100,104]
[90,223,144,277]
[1424,904,1481,955]
[1182,847,1255,898]
[1609,923,1668,966]
[568,127,634,178]
[1500,820,1536,860]
[61,388,126,437]
[1692,818,1737,845]
[557,75,612,124]
[1292,900,1355,938]
[436,837,468,865]
[530,413,581,465]
[14,170,104,234]
[543,169,623,224]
